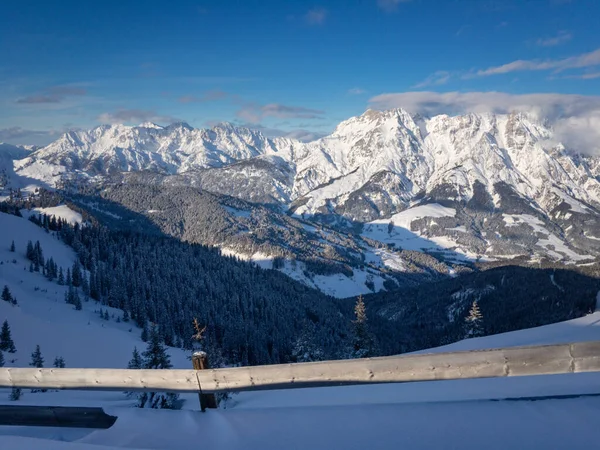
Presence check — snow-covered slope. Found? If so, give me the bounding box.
[0,144,35,199]
[0,211,191,401]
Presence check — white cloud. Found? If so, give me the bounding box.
[305,8,327,25]
[178,90,228,103]
[535,30,572,47]
[283,129,327,142]
[16,85,88,104]
[368,90,600,154]
[476,47,600,76]
[232,122,327,142]
[0,126,75,146]
[236,103,324,124]
[413,71,452,88]
[97,109,179,125]
[377,0,412,12]
[568,72,600,80]
[348,87,367,95]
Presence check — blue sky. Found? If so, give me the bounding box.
[1,0,599,145]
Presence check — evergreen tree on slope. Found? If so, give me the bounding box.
[137,326,179,409]
[0,320,16,353]
[29,345,46,392]
[464,301,484,339]
[351,295,375,359]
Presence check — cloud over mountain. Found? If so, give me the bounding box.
[369,91,600,154]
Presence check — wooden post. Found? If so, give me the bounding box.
[192,351,218,411]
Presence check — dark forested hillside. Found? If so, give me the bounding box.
[18,210,350,366]
[363,265,599,355]
[72,180,453,285]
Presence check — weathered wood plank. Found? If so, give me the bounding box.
[0,342,598,393]
[0,406,117,428]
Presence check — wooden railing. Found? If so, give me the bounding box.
[2,341,599,394]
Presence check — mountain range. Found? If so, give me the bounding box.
[3,108,600,297]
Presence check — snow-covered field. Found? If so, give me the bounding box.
[220,246,387,298]
[20,205,83,226]
[1,211,600,449]
[362,203,478,261]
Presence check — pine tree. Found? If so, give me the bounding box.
[30,345,45,392]
[74,291,82,310]
[53,356,66,368]
[10,240,15,252]
[351,295,375,359]
[142,326,172,370]
[137,327,179,409]
[58,267,65,285]
[81,274,90,298]
[464,301,484,339]
[30,345,44,368]
[66,268,72,286]
[0,349,4,367]
[34,241,44,266]
[72,261,82,287]
[1,285,12,303]
[141,323,149,342]
[9,388,22,401]
[124,347,143,398]
[26,240,34,260]
[128,347,143,369]
[0,320,16,353]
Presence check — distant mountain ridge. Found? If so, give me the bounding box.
[5,108,600,296]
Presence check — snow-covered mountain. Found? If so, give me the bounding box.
[8,108,600,277]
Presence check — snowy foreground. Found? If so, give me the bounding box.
[1,211,600,449]
[2,313,600,450]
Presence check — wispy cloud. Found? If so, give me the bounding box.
[559,71,600,80]
[413,71,452,88]
[0,126,72,146]
[97,109,179,125]
[231,121,327,142]
[348,87,367,95]
[16,95,61,104]
[305,8,327,25]
[178,90,228,103]
[16,85,87,104]
[368,90,600,154]
[236,103,324,123]
[284,129,327,142]
[377,0,412,12]
[535,30,572,47]
[476,47,600,76]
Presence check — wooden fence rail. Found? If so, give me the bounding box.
[1,341,599,394]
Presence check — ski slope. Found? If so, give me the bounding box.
[1,211,600,449]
